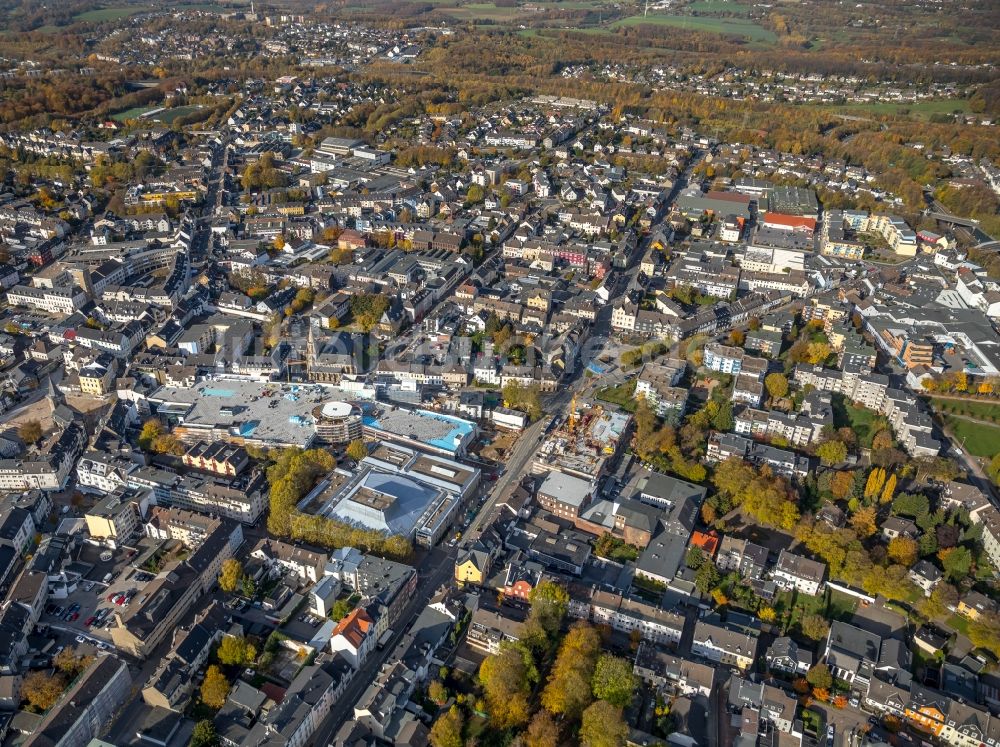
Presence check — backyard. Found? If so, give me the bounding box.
[831,394,887,449]
[595,379,638,412]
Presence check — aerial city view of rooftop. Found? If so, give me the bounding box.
[0,1,994,746]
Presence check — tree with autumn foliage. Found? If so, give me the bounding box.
[849,506,878,538]
[830,470,855,500]
[880,473,897,504]
[541,623,600,721]
[479,643,534,728]
[887,536,919,567]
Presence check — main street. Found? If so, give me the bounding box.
[306,543,457,747]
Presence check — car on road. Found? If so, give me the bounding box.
[75,635,84,643]
[826,725,835,747]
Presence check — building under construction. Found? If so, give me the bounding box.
[532,397,632,482]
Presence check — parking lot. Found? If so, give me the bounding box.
[39,546,162,645]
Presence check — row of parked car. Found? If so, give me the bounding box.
[44,602,81,622]
[106,589,137,607]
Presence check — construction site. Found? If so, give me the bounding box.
[531,396,632,482]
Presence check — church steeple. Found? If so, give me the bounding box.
[45,374,63,414]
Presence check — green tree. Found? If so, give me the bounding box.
[580,700,628,747]
[968,612,1000,653]
[892,492,930,519]
[346,439,368,462]
[428,679,448,705]
[987,453,1000,485]
[800,613,829,642]
[806,663,833,690]
[190,720,218,747]
[527,579,569,641]
[591,654,637,708]
[694,562,720,594]
[429,705,464,747]
[941,547,972,581]
[218,558,242,593]
[685,546,706,570]
[501,381,543,421]
[466,184,485,204]
[349,293,390,332]
[816,439,848,466]
[200,665,230,709]
[241,575,257,598]
[330,598,355,621]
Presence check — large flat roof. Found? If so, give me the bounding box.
[363,406,475,454]
[150,380,360,448]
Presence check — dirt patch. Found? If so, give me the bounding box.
[481,430,518,461]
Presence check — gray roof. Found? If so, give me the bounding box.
[538,470,592,507]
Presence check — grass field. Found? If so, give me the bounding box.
[441,2,525,21]
[611,13,776,42]
[112,106,156,122]
[929,397,1000,422]
[150,105,204,124]
[818,98,973,120]
[75,6,147,22]
[941,415,1000,458]
[685,0,751,15]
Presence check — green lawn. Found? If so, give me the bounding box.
[595,379,638,412]
[441,3,526,21]
[945,613,972,637]
[611,13,776,42]
[816,97,973,121]
[827,589,859,621]
[831,394,886,448]
[75,6,147,22]
[112,105,156,122]
[941,415,1000,458]
[151,105,204,124]
[929,397,1000,423]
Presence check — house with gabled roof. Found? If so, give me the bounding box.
[330,607,376,669]
[692,619,758,672]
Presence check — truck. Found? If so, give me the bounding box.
[377,628,394,650]
[102,572,113,584]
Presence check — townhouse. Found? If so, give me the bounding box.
[691,619,758,672]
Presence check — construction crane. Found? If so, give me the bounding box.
[567,393,579,435]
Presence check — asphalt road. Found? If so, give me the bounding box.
[306,543,457,747]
